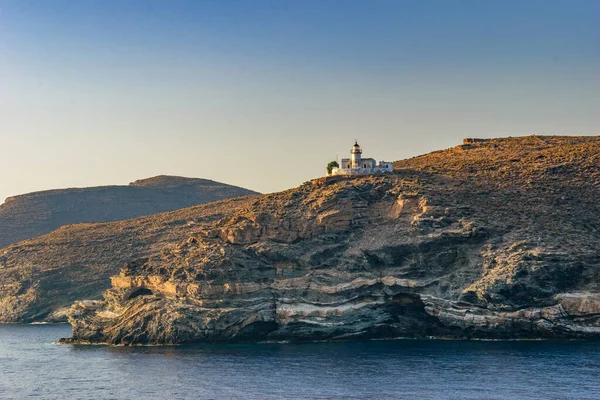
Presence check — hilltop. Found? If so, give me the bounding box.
[57,135,600,344]
[0,175,258,249]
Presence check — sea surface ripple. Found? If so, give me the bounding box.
[1,324,600,399]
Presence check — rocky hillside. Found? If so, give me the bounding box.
[0,195,258,323]
[60,135,600,345]
[0,175,258,249]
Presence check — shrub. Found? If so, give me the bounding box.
[327,161,339,175]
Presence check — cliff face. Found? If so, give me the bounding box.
[62,136,600,344]
[0,175,258,249]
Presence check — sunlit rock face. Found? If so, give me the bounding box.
[62,136,600,344]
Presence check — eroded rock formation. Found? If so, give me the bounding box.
[61,136,600,344]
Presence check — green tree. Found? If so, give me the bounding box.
[327,161,339,175]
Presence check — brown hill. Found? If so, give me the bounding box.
[0,175,258,249]
[57,135,600,344]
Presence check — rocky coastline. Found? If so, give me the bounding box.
[59,136,600,345]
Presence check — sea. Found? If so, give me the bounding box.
[1,324,599,399]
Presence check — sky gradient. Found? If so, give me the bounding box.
[1,0,599,200]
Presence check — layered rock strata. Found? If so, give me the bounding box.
[62,137,600,344]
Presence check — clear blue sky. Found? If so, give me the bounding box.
[0,0,598,200]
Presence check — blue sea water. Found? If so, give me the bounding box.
[1,324,600,399]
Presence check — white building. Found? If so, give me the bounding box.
[329,141,393,176]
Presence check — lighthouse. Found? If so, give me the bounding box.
[351,141,362,168]
[329,141,393,176]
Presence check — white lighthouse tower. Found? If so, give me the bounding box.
[329,140,393,176]
[350,141,362,168]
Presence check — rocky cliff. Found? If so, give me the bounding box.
[58,136,600,344]
[0,175,258,249]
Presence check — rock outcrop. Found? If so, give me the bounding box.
[61,136,600,344]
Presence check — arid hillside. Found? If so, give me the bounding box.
[57,135,600,344]
[0,175,258,249]
[0,195,258,322]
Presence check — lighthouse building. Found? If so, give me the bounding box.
[330,141,393,176]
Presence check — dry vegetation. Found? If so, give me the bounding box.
[396,136,600,252]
